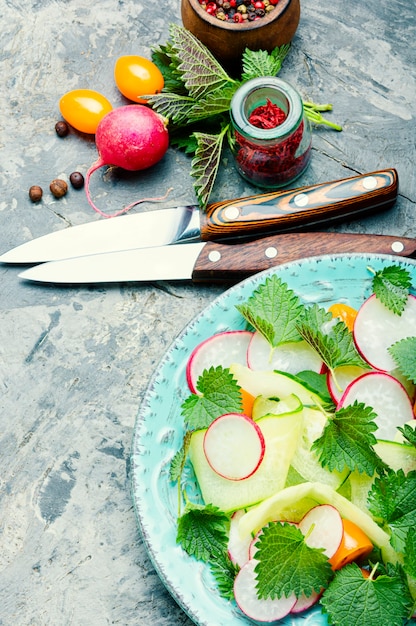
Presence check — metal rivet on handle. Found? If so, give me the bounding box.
[223,206,240,220]
[362,176,378,190]
[391,241,405,253]
[294,193,308,207]
[265,247,278,259]
[208,250,221,263]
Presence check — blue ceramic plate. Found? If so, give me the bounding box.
[131,253,416,626]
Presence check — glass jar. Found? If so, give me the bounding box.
[229,77,312,189]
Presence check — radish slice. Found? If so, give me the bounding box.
[247,331,324,374]
[298,504,343,558]
[291,589,321,614]
[327,365,369,404]
[186,330,253,393]
[203,413,265,481]
[228,510,252,567]
[337,371,414,441]
[353,293,416,371]
[234,559,297,622]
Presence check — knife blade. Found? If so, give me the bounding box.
[1,169,398,263]
[18,231,416,285]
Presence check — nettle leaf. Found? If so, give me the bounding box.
[255,522,333,600]
[320,562,412,626]
[367,468,416,552]
[169,24,236,100]
[144,92,197,125]
[210,551,239,600]
[191,126,229,210]
[151,42,187,93]
[372,265,412,315]
[181,365,242,430]
[188,85,239,121]
[241,44,290,81]
[397,422,416,448]
[177,502,230,562]
[389,336,416,384]
[404,527,416,578]
[311,401,383,476]
[169,431,192,483]
[296,305,369,377]
[236,275,305,347]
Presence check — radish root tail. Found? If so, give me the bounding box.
[85,159,173,218]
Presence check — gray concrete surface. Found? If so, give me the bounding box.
[0,0,415,624]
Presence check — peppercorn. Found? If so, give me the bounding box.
[55,121,69,137]
[69,171,85,189]
[49,179,68,198]
[29,185,43,203]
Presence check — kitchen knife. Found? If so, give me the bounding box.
[18,231,416,285]
[1,169,398,263]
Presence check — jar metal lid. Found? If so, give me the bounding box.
[230,77,304,142]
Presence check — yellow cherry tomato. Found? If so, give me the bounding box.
[329,518,373,570]
[59,89,113,134]
[328,303,358,332]
[114,55,164,104]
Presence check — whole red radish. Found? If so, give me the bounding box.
[85,104,169,217]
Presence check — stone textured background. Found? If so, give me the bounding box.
[0,0,415,624]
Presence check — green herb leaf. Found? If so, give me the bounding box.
[191,125,229,210]
[397,423,416,448]
[241,44,290,81]
[169,431,192,482]
[169,24,235,100]
[151,42,187,93]
[177,502,230,562]
[144,92,197,125]
[389,336,416,384]
[372,265,412,315]
[311,401,383,476]
[367,468,416,552]
[320,562,412,626]
[296,304,369,379]
[236,275,305,347]
[210,551,239,600]
[181,365,242,430]
[187,85,238,121]
[255,522,333,600]
[404,527,416,578]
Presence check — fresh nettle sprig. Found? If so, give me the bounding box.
[147,23,342,209]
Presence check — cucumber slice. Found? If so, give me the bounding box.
[375,439,416,473]
[230,363,325,407]
[237,481,395,563]
[252,394,303,421]
[188,411,302,513]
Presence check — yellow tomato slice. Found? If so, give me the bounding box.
[240,388,256,418]
[328,303,358,332]
[330,518,373,570]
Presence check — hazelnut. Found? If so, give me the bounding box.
[69,171,85,189]
[50,178,68,198]
[55,121,69,137]
[29,185,43,203]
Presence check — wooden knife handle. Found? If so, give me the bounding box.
[192,231,416,283]
[199,169,398,241]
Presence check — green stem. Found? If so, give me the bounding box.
[303,101,343,131]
